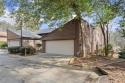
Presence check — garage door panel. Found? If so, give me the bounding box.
[45,40,74,55]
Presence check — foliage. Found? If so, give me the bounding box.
[20,46,36,55]
[1,42,7,48]
[118,19,125,37]
[118,47,125,59]
[108,44,113,50]
[110,31,125,48]
[36,43,42,48]
[103,44,113,56]
[8,46,21,54]
[91,0,125,56]
[92,0,124,23]
[0,41,7,49]
[116,0,125,37]
[11,0,95,57]
[36,43,42,51]
[0,0,4,15]
[10,0,93,28]
[4,0,125,57]
[0,41,5,46]
[8,46,36,55]
[0,21,14,31]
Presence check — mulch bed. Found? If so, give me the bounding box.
[100,61,125,83]
[69,55,125,83]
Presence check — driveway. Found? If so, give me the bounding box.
[0,50,102,83]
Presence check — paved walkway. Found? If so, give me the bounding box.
[0,50,103,83]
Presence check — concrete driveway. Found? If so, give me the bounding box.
[0,50,100,83]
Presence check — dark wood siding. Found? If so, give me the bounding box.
[42,19,79,40]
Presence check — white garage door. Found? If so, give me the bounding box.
[45,40,74,55]
[8,40,20,47]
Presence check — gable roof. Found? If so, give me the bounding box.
[8,29,41,39]
[36,28,56,35]
[41,19,80,40]
[41,18,96,41]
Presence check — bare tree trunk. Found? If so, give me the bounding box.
[106,23,109,56]
[78,18,84,57]
[70,3,85,57]
[100,23,107,56]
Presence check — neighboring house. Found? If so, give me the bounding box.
[41,18,104,56]
[7,29,41,48]
[0,32,7,42]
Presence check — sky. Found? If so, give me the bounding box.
[0,9,120,31]
[0,2,49,29]
[0,8,49,29]
[0,0,121,31]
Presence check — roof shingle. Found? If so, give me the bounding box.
[8,29,41,39]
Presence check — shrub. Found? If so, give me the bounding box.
[118,47,125,59]
[36,43,42,48]
[0,41,7,49]
[29,47,36,54]
[20,46,36,55]
[108,44,113,51]
[20,46,31,55]
[103,44,113,51]
[1,42,7,48]
[8,46,21,54]
[36,43,42,51]
[103,44,113,56]
[0,41,5,46]
[8,46,36,55]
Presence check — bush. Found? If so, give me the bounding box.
[0,41,7,49]
[36,43,42,51]
[20,46,36,55]
[36,43,42,48]
[8,46,36,55]
[108,44,113,51]
[103,44,113,56]
[118,47,125,59]
[8,46,21,54]
[1,43,7,48]
[29,47,36,54]
[0,41,5,46]
[103,44,113,51]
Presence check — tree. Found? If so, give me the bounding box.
[11,0,94,57]
[15,0,93,27]
[91,0,124,56]
[118,16,125,37]
[110,31,125,49]
[0,21,14,31]
[0,0,4,15]
[8,0,125,57]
